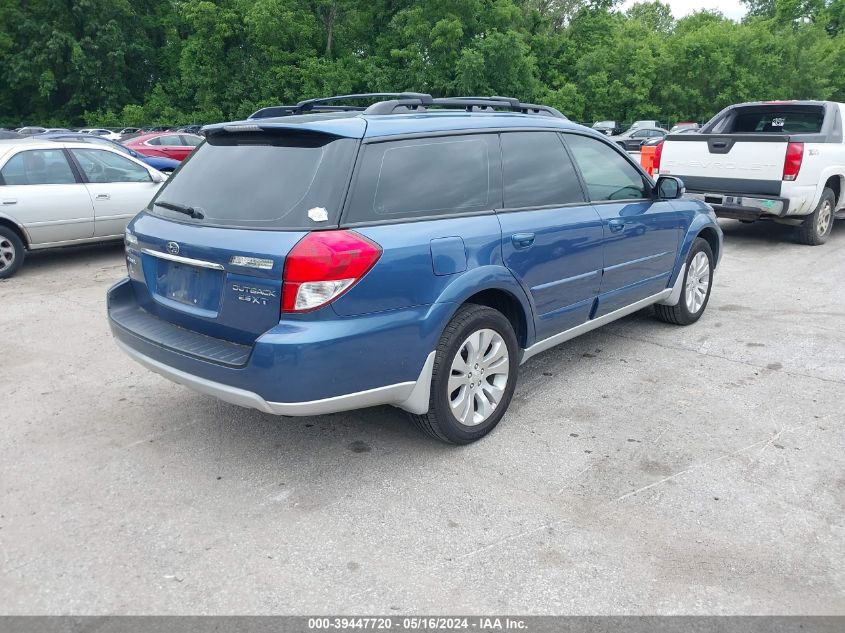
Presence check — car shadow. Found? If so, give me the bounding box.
[717,217,845,245]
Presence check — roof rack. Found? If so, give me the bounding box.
[248,93,434,119]
[364,95,567,119]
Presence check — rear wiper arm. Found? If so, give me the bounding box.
[154,200,205,220]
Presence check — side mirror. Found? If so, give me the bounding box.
[655,175,685,199]
[150,170,166,183]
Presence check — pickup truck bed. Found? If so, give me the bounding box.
[657,101,845,244]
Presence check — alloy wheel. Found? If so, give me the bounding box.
[448,328,510,426]
[817,199,833,237]
[684,251,711,314]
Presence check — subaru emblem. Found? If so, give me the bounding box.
[166,241,180,255]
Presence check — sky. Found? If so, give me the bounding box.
[620,0,748,21]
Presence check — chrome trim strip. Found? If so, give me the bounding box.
[520,288,673,364]
[603,251,672,272]
[141,248,225,270]
[115,338,436,417]
[531,269,599,293]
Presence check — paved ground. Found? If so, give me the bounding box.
[1,220,844,615]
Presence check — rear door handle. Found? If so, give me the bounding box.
[608,219,626,232]
[511,233,535,249]
[2,198,16,205]
[95,193,111,200]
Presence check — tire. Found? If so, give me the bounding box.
[796,187,835,246]
[0,226,25,279]
[654,237,714,326]
[411,304,519,444]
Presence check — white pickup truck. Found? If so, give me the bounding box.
[657,100,845,245]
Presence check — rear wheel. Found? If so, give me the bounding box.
[654,237,714,326]
[411,304,518,444]
[796,187,835,245]
[0,226,25,279]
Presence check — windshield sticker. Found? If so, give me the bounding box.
[772,117,785,127]
[308,207,329,222]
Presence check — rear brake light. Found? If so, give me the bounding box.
[282,230,382,312]
[653,140,664,173]
[783,142,803,181]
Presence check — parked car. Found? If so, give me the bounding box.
[592,120,622,136]
[611,126,669,151]
[123,132,203,162]
[16,127,47,136]
[0,139,166,278]
[669,122,700,134]
[78,128,122,141]
[175,125,204,135]
[118,127,141,136]
[628,120,660,131]
[0,131,25,140]
[659,100,845,245]
[107,93,722,444]
[37,132,180,173]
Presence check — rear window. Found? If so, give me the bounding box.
[715,106,825,134]
[148,131,357,229]
[345,135,496,223]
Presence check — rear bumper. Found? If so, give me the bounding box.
[114,337,434,416]
[686,192,789,219]
[107,278,440,415]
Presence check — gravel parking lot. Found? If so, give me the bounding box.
[1,220,844,614]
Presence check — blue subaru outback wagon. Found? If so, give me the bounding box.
[108,93,722,444]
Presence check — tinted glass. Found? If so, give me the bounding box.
[731,109,824,134]
[501,132,584,208]
[565,134,648,201]
[1,149,76,185]
[710,106,825,134]
[149,131,357,229]
[71,149,151,183]
[346,135,494,222]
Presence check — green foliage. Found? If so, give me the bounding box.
[1,0,844,127]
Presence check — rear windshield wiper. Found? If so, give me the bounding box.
[154,200,205,220]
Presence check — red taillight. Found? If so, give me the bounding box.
[783,142,803,181]
[653,140,664,173]
[282,230,382,312]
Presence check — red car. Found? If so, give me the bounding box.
[123,132,203,162]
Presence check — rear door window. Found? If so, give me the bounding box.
[564,133,649,202]
[180,135,202,147]
[500,132,585,209]
[345,134,498,223]
[0,149,77,185]
[148,130,358,229]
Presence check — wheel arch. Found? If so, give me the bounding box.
[435,266,536,349]
[822,174,843,209]
[0,215,29,249]
[461,288,530,349]
[696,225,721,267]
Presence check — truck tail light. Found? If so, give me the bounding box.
[653,140,664,173]
[783,142,803,181]
[282,230,382,312]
